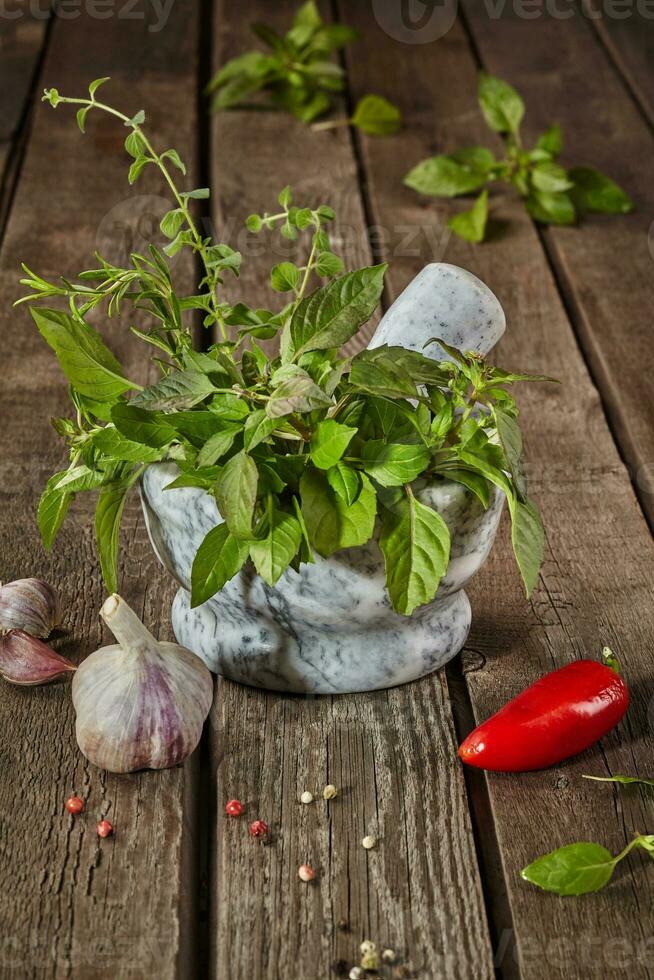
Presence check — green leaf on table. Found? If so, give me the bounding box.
[404,154,489,198]
[526,189,576,226]
[448,190,489,243]
[31,307,134,401]
[351,95,402,136]
[536,123,562,158]
[111,403,178,449]
[569,167,633,214]
[521,843,616,896]
[266,366,332,418]
[215,450,258,539]
[326,461,361,505]
[361,441,430,487]
[531,161,573,193]
[289,265,387,358]
[379,492,451,615]
[582,774,654,788]
[478,72,524,135]
[191,523,250,607]
[300,467,376,557]
[249,505,302,586]
[310,419,357,470]
[271,262,301,292]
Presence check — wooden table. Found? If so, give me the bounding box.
[1,2,653,977]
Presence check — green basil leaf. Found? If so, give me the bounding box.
[191,523,250,607]
[131,370,217,411]
[38,476,73,550]
[289,265,387,358]
[448,189,488,243]
[379,492,451,615]
[521,843,616,896]
[361,441,430,487]
[215,450,258,538]
[493,406,527,501]
[404,154,489,198]
[478,72,524,135]
[531,161,573,193]
[349,347,417,399]
[526,189,576,226]
[507,495,544,597]
[569,166,633,214]
[92,426,165,463]
[249,506,302,586]
[326,461,361,505]
[196,426,240,467]
[31,307,134,401]
[536,124,562,158]
[350,94,402,136]
[243,409,278,451]
[310,419,357,469]
[300,467,376,557]
[95,471,139,593]
[266,366,332,418]
[111,403,177,449]
[443,468,491,508]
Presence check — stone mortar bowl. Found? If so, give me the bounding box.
[140,463,504,693]
[140,262,508,693]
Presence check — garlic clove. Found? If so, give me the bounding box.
[72,594,213,774]
[0,578,60,638]
[0,630,76,685]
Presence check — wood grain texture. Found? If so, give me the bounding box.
[0,8,202,978]
[461,1,654,529]
[339,4,654,978]
[585,0,654,127]
[208,3,494,978]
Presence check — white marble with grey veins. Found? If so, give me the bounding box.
[369,263,505,361]
[140,263,507,693]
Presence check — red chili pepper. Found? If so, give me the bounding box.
[459,652,629,772]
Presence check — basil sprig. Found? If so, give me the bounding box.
[522,835,654,897]
[24,81,548,611]
[206,1,401,136]
[405,72,633,243]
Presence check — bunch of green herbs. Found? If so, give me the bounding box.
[21,79,547,616]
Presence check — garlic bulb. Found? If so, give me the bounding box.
[72,594,213,773]
[0,630,75,685]
[0,578,60,638]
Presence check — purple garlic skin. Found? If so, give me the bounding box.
[0,630,75,685]
[72,595,213,773]
[0,578,60,638]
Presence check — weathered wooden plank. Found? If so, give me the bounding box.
[586,1,654,127]
[461,2,654,529]
[0,8,202,978]
[208,3,495,977]
[339,4,654,978]
[0,5,51,232]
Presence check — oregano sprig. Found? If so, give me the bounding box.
[404,72,633,243]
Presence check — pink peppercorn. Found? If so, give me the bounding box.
[96,820,113,838]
